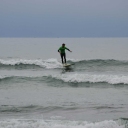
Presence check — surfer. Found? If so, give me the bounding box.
[58,43,72,65]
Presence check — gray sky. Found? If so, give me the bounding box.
[0,0,128,37]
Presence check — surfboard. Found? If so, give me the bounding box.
[63,63,74,67]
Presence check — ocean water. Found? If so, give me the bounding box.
[0,38,128,128]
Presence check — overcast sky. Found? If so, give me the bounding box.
[0,0,128,37]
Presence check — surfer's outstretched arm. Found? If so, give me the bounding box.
[66,47,72,52]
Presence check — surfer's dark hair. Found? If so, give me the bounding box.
[62,43,65,45]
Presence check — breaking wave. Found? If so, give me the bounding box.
[0,119,125,128]
[0,58,128,69]
[1,73,128,85]
[50,73,128,85]
[0,58,62,69]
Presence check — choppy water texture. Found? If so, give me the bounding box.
[0,38,128,128]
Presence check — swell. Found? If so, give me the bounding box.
[0,58,128,69]
[71,59,128,71]
[72,59,128,66]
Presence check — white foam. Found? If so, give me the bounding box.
[0,58,62,69]
[0,75,11,80]
[0,119,124,128]
[52,73,128,84]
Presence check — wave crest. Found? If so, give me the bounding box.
[51,73,128,85]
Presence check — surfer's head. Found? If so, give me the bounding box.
[62,43,65,47]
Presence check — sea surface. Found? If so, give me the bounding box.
[0,38,128,128]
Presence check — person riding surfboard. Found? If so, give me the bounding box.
[58,43,72,65]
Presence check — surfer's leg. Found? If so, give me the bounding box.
[60,53,64,64]
[64,53,66,63]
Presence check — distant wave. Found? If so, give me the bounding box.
[0,58,128,69]
[1,73,128,85]
[0,105,66,113]
[0,105,56,113]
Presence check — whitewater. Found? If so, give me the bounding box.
[0,38,128,128]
